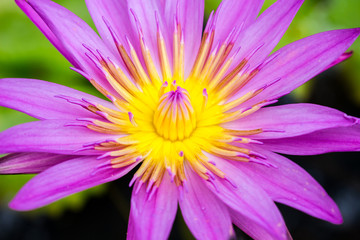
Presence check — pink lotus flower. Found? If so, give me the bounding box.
[1,0,359,239]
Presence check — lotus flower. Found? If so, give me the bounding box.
[0,0,359,239]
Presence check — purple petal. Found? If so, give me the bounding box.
[231,210,292,240]
[162,0,204,77]
[127,0,170,74]
[25,0,120,95]
[15,0,78,68]
[0,120,113,155]
[324,51,353,71]
[213,0,264,45]
[128,174,178,240]
[230,0,303,70]
[236,28,360,106]
[0,78,113,120]
[179,165,233,239]
[234,145,343,224]
[127,215,136,240]
[224,103,357,139]
[85,0,139,57]
[261,124,360,155]
[0,153,76,174]
[9,155,136,211]
[204,154,289,240]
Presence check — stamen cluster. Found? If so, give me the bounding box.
[60,8,279,190]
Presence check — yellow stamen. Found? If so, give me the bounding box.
[190,31,214,79]
[157,29,172,82]
[105,60,139,94]
[140,37,162,84]
[81,14,270,188]
[222,88,263,112]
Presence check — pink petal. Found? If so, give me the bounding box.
[179,165,233,239]
[234,145,343,224]
[0,153,75,174]
[324,51,353,71]
[127,0,170,74]
[128,174,178,240]
[127,0,204,77]
[127,214,136,240]
[261,124,360,155]
[213,0,264,45]
[0,78,112,120]
[0,120,113,155]
[10,155,136,211]
[205,154,289,240]
[25,0,120,96]
[162,0,204,77]
[236,28,360,106]
[231,210,292,240]
[230,0,303,70]
[85,0,139,57]
[224,103,357,139]
[15,0,78,68]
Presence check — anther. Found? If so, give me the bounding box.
[202,88,208,111]
[171,80,177,91]
[159,81,168,97]
[128,112,137,127]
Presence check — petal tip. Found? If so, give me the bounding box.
[328,207,344,225]
[8,199,33,212]
[354,27,360,33]
[342,27,360,39]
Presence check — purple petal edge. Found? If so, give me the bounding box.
[9,155,137,211]
[128,174,178,240]
[233,145,343,224]
[0,153,75,174]
[261,124,360,155]
[179,164,233,239]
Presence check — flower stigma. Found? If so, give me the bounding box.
[154,86,196,141]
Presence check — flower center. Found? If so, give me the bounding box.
[154,87,196,141]
[71,10,274,191]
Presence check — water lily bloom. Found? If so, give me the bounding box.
[1,0,360,239]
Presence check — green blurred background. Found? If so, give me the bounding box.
[0,0,359,239]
